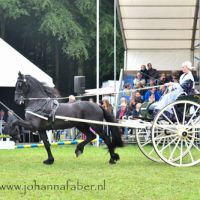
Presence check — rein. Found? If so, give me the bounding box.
[21,84,165,101]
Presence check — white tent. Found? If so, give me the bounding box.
[0,38,54,87]
[117,0,199,70]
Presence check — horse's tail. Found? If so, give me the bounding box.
[100,106,123,148]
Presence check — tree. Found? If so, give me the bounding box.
[2,0,124,95]
[0,0,28,38]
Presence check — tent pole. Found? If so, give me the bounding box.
[114,0,117,110]
[96,0,100,147]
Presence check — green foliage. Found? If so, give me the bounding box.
[0,0,28,19]
[62,38,89,60]
[38,1,89,60]
[1,0,124,94]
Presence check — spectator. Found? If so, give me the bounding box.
[7,110,17,124]
[0,109,5,134]
[128,97,137,113]
[140,65,149,81]
[157,85,166,97]
[119,97,128,105]
[102,97,113,114]
[122,83,132,103]
[134,91,143,104]
[132,103,142,118]
[116,102,129,138]
[102,97,113,137]
[135,82,145,97]
[0,109,5,121]
[147,63,159,79]
[149,94,156,103]
[157,73,169,85]
[172,71,180,83]
[68,95,76,103]
[144,87,161,102]
[148,78,156,87]
[133,72,146,87]
[116,102,129,120]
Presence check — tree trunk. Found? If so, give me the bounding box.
[77,61,84,76]
[0,13,6,39]
[42,40,47,71]
[55,41,59,88]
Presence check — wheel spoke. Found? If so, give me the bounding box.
[152,101,200,166]
[155,135,165,146]
[186,107,200,127]
[182,103,187,125]
[169,137,181,160]
[169,137,181,150]
[137,128,162,163]
[188,135,200,142]
[186,116,200,131]
[148,148,155,156]
[161,113,173,124]
[172,106,180,125]
[160,137,178,153]
[162,138,166,149]
[180,140,183,165]
[154,134,178,141]
[154,124,177,134]
[186,137,200,152]
[141,139,152,147]
[184,139,194,163]
[187,130,200,134]
[168,137,172,155]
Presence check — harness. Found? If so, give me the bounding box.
[26,99,59,122]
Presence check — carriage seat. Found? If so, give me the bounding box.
[139,102,154,119]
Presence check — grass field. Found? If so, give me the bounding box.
[0,144,200,200]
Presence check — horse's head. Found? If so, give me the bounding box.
[14,72,30,105]
[4,122,21,142]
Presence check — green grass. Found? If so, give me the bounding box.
[0,144,200,200]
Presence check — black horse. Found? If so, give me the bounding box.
[10,72,123,165]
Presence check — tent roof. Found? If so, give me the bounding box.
[117,0,199,50]
[0,38,54,87]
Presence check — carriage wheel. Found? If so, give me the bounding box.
[152,100,200,167]
[136,128,162,162]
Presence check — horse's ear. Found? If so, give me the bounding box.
[18,71,26,82]
[18,71,23,79]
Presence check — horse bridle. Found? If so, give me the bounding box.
[15,80,30,104]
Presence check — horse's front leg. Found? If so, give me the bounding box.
[39,131,54,165]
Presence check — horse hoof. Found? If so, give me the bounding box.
[109,158,116,164]
[113,153,120,161]
[75,150,83,158]
[43,159,54,165]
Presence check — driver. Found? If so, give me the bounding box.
[154,61,195,112]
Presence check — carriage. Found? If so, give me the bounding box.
[8,72,200,167]
[134,94,200,167]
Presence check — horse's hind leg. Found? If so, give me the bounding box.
[75,126,96,157]
[92,125,120,164]
[39,131,54,165]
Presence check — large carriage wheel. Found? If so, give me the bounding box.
[136,128,162,162]
[152,100,200,167]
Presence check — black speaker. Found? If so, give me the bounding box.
[74,76,85,94]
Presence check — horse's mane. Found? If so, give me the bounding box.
[25,75,60,98]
